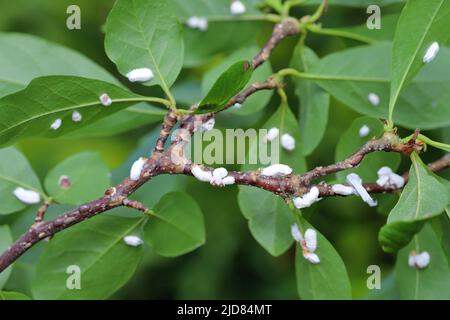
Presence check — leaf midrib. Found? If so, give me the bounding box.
[413,236,420,299]
[412,157,422,220]
[0,97,145,137]
[152,211,202,243]
[0,173,44,197]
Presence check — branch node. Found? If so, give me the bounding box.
[33,199,52,226]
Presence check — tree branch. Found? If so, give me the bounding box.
[34,199,52,225]
[252,18,300,68]
[0,129,446,272]
[299,131,423,185]
[154,109,178,153]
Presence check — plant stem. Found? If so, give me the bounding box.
[306,25,375,44]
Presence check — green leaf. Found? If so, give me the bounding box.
[295,216,352,300]
[44,153,110,205]
[64,103,166,138]
[389,0,450,124]
[309,42,450,129]
[238,103,306,256]
[0,33,162,137]
[387,153,448,224]
[197,61,253,113]
[335,117,400,181]
[381,171,449,253]
[376,192,399,216]
[172,80,203,106]
[105,0,184,92]
[0,76,145,146]
[143,192,205,257]
[0,225,13,289]
[32,215,144,299]
[169,0,263,67]
[238,188,296,256]
[291,46,329,156]
[395,223,450,299]
[202,46,272,115]
[0,291,31,300]
[0,33,120,99]
[0,147,44,215]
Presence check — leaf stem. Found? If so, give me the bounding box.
[277,68,386,82]
[306,24,375,44]
[308,0,328,23]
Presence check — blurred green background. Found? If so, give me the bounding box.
[1,0,447,299]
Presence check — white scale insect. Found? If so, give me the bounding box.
[191,165,213,182]
[376,166,404,189]
[99,93,112,106]
[281,133,295,151]
[408,251,430,269]
[368,93,380,106]
[331,184,355,196]
[72,111,82,122]
[210,167,235,186]
[359,125,370,138]
[291,224,320,264]
[50,118,62,130]
[191,165,235,186]
[264,127,279,143]
[346,173,377,207]
[186,16,208,31]
[130,157,146,181]
[126,68,154,82]
[423,42,439,64]
[13,187,41,204]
